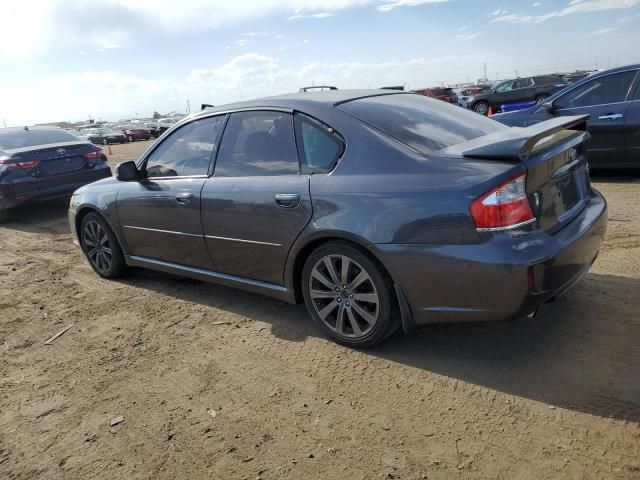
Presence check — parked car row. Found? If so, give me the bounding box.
[413,70,597,116]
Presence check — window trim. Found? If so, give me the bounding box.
[535,68,640,114]
[137,114,227,180]
[211,109,302,178]
[293,112,345,175]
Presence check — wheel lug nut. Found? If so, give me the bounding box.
[335,287,340,292]
[349,293,353,298]
[336,298,341,303]
[342,285,346,289]
[346,301,350,307]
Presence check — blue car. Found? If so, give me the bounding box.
[493,64,640,168]
[0,127,112,221]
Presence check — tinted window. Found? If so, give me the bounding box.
[338,94,505,155]
[214,111,298,177]
[0,129,82,150]
[495,81,514,92]
[145,116,223,178]
[555,71,636,109]
[294,114,344,173]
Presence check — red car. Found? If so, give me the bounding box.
[119,126,151,142]
[413,87,458,104]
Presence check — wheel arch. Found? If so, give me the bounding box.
[74,205,127,255]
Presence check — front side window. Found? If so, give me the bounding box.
[294,114,344,173]
[495,81,514,92]
[554,71,637,109]
[145,116,224,178]
[214,111,299,177]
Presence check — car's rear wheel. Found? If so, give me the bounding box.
[535,94,550,103]
[473,101,489,115]
[80,212,126,278]
[302,242,397,347]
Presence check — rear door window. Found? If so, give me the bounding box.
[144,116,224,178]
[294,114,344,173]
[337,94,505,155]
[214,111,299,176]
[0,129,82,150]
[555,70,637,109]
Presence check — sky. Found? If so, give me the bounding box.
[0,0,639,126]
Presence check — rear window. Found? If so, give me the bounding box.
[0,129,82,150]
[337,94,505,155]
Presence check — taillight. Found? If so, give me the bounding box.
[470,173,535,230]
[83,151,107,161]
[0,158,41,171]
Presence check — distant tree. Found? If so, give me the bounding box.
[152,111,162,119]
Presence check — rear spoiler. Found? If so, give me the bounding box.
[460,115,590,162]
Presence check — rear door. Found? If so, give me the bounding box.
[550,69,638,167]
[201,110,312,285]
[116,116,225,269]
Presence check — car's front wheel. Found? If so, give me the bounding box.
[473,101,489,115]
[302,242,398,347]
[80,212,126,278]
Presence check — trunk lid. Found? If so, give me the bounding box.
[9,141,97,177]
[433,115,592,233]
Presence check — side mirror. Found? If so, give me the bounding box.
[115,161,139,181]
[542,101,555,114]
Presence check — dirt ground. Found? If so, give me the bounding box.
[1,139,639,479]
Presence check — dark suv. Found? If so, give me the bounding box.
[468,75,568,115]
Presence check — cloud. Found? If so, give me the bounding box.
[489,8,508,16]
[456,25,468,31]
[590,26,617,34]
[377,0,451,12]
[0,0,375,58]
[456,32,482,40]
[287,12,334,19]
[532,2,541,6]
[491,0,640,24]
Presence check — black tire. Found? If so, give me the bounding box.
[301,241,398,348]
[102,138,108,145]
[80,212,126,278]
[535,94,550,103]
[473,101,490,115]
[0,209,9,223]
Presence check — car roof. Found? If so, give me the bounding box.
[190,89,408,119]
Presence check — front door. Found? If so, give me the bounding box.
[201,110,312,285]
[117,116,225,269]
[550,69,638,167]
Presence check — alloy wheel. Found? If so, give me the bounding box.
[308,254,380,339]
[474,102,488,115]
[83,220,113,274]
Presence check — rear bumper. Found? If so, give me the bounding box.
[375,189,607,325]
[0,165,111,210]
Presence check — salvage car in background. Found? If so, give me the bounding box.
[413,87,458,104]
[493,64,640,168]
[0,127,111,221]
[469,75,568,115]
[69,91,606,347]
[85,128,127,145]
[119,125,151,142]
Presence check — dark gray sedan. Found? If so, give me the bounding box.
[68,90,607,347]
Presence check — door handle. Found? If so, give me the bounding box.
[274,193,301,208]
[175,192,193,204]
[598,113,623,120]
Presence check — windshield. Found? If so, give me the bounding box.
[338,93,505,155]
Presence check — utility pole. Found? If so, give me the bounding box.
[2,118,6,128]
[515,69,518,78]
[186,99,191,114]
[483,62,487,82]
